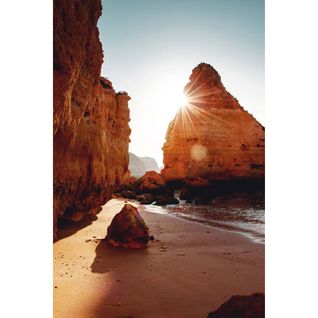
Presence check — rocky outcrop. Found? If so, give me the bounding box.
[162,63,264,186]
[117,176,137,192]
[53,0,130,239]
[115,171,179,205]
[207,293,265,318]
[136,193,155,205]
[134,171,167,194]
[106,204,150,249]
[129,152,160,177]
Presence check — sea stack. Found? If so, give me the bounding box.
[53,0,131,238]
[161,63,265,186]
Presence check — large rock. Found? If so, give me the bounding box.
[106,204,150,249]
[53,0,130,239]
[134,171,168,194]
[162,63,264,186]
[207,293,265,318]
[117,176,137,192]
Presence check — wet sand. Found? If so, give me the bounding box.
[54,198,264,318]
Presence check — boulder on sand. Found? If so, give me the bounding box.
[106,204,150,249]
[207,293,265,318]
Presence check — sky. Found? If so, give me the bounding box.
[98,0,264,166]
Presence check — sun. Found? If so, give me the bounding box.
[180,92,189,108]
[176,91,190,109]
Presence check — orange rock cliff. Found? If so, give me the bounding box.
[53,0,131,238]
[161,63,265,184]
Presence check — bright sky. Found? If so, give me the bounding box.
[98,0,264,166]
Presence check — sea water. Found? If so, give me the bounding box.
[144,191,265,243]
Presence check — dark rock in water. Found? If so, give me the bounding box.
[136,193,155,204]
[193,196,211,205]
[180,187,193,201]
[180,177,212,203]
[121,190,137,199]
[106,204,150,249]
[155,195,179,206]
[207,293,265,318]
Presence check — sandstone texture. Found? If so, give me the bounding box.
[207,293,265,318]
[162,63,264,185]
[53,0,130,239]
[106,204,150,249]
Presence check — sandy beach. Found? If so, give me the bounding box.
[54,198,264,318]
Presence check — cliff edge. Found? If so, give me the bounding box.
[53,0,131,239]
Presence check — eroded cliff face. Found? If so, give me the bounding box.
[162,63,264,183]
[128,152,160,177]
[53,0,131,238]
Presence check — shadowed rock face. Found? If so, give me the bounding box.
[53,0,131,239]
[207,293,265,318]
[162,63,264,184]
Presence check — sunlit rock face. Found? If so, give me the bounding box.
[162,63,264,183]
[53,0,131,239]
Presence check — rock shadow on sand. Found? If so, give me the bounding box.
[90,239,149,274]
[55,215,98,242]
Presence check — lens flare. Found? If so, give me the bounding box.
[191,144,207,161]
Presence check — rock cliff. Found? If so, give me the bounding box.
[53,0,131,239]
[128,153,146,177]
[162,63,264,184]
[129,152,160,177]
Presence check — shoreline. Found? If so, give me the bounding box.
[141,199,265,244]
[54,198,264,318]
